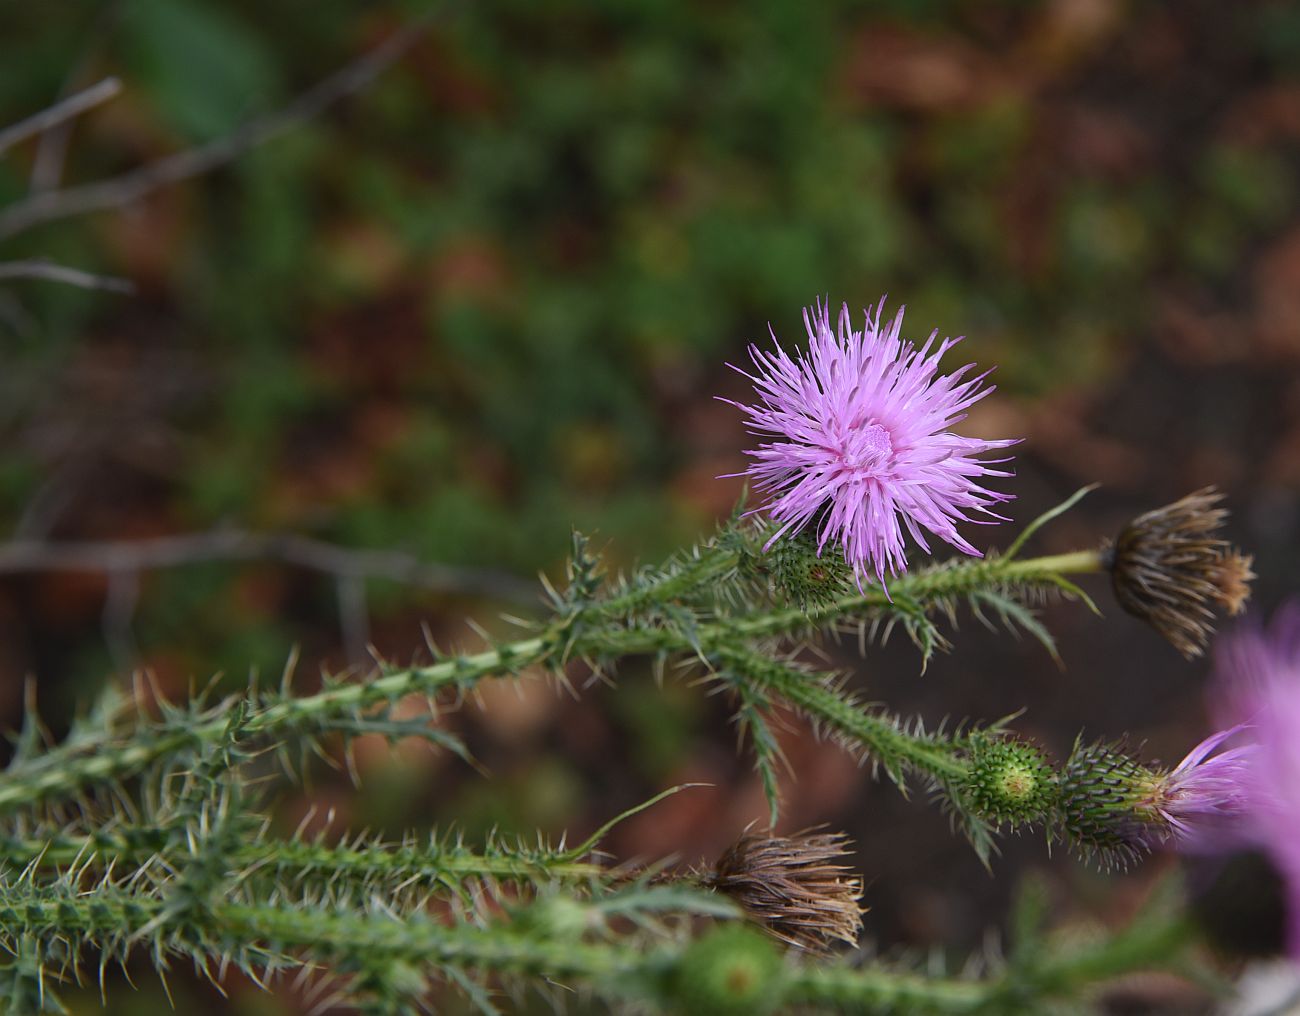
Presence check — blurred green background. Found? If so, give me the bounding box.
[2,1,1299,1012]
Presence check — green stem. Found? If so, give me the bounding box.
[711,645,967,781]
[0,879,1191,1014]
[0,548,1103,816]
[1000,549,1104,581]
[0,888,632,982]
[0,636,553,816]
[725,547,1105,642]
[785,966,987,1012]
[594,543,743,617]
[0,829,604,885]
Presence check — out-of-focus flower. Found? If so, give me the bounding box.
[722,298,1016,590]
[1105,487,1254,659]
[1212,608,1300,959]
[1224,959,1300,1016]
[706,830,864,952]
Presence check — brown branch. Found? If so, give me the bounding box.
[28,2,127,193]
[0,530,538,605]
[0,77,122,156]
[0,17,435,241]
[0,258,134,293]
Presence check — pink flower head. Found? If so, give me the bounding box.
[722,298,1017,589]
[1148,724,1256,851]
[1212,606,1300,958]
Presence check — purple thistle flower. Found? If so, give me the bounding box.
[1211,607,1300,958]
[1146,724,1256,851]
[722,298,1017,589]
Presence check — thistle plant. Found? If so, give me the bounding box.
[0,295,1276,1012]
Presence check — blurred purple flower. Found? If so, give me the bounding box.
[722,298,1016,589]
[1211,607,1300,958]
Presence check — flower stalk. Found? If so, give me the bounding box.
[0,536,1108,819]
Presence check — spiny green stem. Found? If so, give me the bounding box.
[782,916,1192,1013]
[726,547,1105,642]
[564,548,1106,662]
[594,544,742,617]
[0,548,1102,816]
[0,636,554,816]
[0,887,633,981]
[710,645,967,781]
[784,966,987,1012]
[0,830,605,884]
[0,879,1192,1014]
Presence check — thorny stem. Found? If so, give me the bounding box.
[725,547,1105,642]
[592,547,741,618]
[0,879,1191,1013]
[0,548,1103,815]
[0,636,553,816]
[710,644,968,781]
[784,965,988,1011]
[0,888,632,981]
[0,829,605,884]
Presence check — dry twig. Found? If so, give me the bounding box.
[0,258,134,293]
[0,529,537,669]
[0,77,122,156]
[0,17,434,241]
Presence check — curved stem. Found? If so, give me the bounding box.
[710,644,967,782]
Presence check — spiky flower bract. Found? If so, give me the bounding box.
[706,830,864,953]
[1105,486,1254,659]
[768,528,854,609]
[723,298,1016,589]
[1057,740,1162,868]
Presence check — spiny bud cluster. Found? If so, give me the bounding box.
[1057,739,1166,867]
[707,830,864,953]
[768,529,853,610]
[961,735,1057,829]
[1105,486,1254,659]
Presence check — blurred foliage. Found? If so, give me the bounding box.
[0,1,1298,1007]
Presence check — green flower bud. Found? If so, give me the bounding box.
[769,529,852,610]
[671,924,782,1016]
[1057,740,1165,867]
[523,895,592,939]
[961,735,1056,828]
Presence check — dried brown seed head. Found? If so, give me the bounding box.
[1107,487,1254,659]
[707,830,864,953]
[1215,552,1256,617]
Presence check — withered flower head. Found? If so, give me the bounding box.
[1105,487,1254,660]
[706,830,864,953]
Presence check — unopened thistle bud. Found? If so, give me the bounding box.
[961,735,1057,829]
[1104,487,1254,659]
[1058,740,1163,867]
[768,528,853,610]
[706,830,864,953]
[671,924,783,1016]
